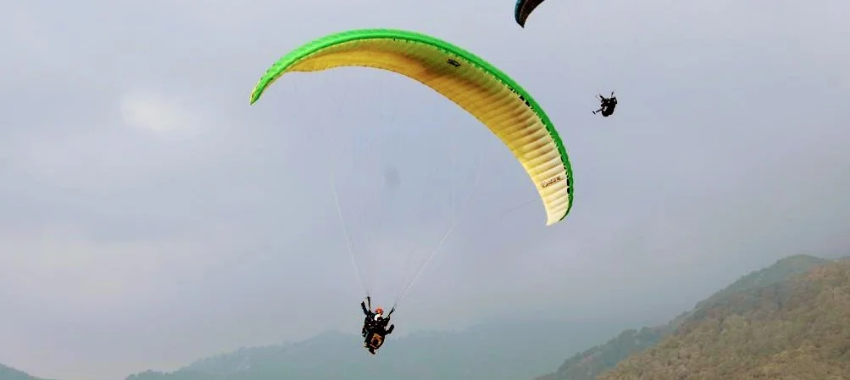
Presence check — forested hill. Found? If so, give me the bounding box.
[532,254,834,380]
[598,257,850,380]
[0,364,54,380]
[693,254,832,310]
[123,319,632,380]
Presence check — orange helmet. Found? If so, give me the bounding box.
[375,307,384,314]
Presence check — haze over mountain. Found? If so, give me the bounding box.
[1,321,638,380]
[122,320,633,380]
[6,255,844,380]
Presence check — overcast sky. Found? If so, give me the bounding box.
[1,0,848,379]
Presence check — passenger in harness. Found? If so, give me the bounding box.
[360,296,395,355]
[592,92,617,117]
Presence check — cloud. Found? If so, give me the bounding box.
[0,227,196,310]
[119,91,203,137]
[0,3,50,58]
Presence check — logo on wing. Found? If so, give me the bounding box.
[540,175,564,188]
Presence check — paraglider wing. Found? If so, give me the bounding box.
[249,29,574,225]
[515,0,547,27]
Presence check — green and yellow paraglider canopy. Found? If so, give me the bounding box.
[249,28,574,226]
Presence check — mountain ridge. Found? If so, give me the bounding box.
[531,254,836,380]
[0,364,55,380]
[597,257,850,380]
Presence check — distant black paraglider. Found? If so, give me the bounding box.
[593,92,617,117]
[515,0,548,28]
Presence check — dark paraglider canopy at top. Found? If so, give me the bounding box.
[515,0,548,27]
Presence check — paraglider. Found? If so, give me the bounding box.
[248,28,575,353]
[515,0,548,28]
[360,296,395,355]
[592,92,617,117]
